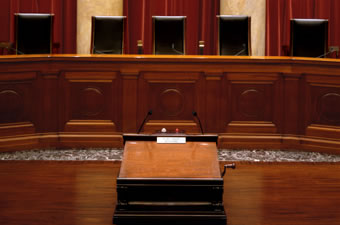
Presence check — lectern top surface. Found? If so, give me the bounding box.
[119,141,221,179]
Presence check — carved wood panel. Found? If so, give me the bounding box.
[70,84,109,120]
[224,73,281,133]
[0,73,36,124]
[139,72,202,132]
[0,72,36,137]
[147,83,194,120]
[61,71,119,132]
[311,86,340,126]
[304,75,340,139]
[232,85,271,121]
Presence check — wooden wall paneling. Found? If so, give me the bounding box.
[282,73,301,135]
[115,72,123,132]
[58,70,67,135]
[1,55,340,153]
[304,74,340,140]
[62,71,118,132]
[121,71,139,133]
[59,70,122,148]
[218,71,283,152]
[33,70,60,148]
[136,71,149,132]
[37,72,59,134]
[141,71,201,133]
[0,71,37,149]
[204,72,223,133]
[225,72,280,134]
[221,72,231,133]
[194,71,205,132]
[0,72,36,124]
[280,73,302,148]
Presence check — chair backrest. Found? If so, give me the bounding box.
[217,15,251,56]
[153,16,186,55]
[91,16,126,54]
[290,19,328,58]
[15,13,53,54]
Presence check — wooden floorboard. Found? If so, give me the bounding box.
[0,161,339,225]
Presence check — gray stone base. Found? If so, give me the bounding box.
[1,149,340,162]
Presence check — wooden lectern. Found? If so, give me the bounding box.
[113,134,230,225]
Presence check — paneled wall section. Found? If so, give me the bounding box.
[1,55,340,153]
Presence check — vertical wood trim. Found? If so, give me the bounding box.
[122,73,139,132]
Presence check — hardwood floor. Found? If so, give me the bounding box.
[0,161,339,225]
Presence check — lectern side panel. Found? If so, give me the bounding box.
[113,214,226,225]
[119,141,221,178]
[116,179,224,204]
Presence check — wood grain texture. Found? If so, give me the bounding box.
[0,161,340,225]
[1,55,340,153]
[119,141,221,178]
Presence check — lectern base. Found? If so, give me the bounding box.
[113,141,227,225]
[113,178,226,225]
[113,213,226,225]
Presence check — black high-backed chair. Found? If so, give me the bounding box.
[290,19,328,58]
[217,15,251,56]
[15,13,54,54]
[153,16,186,55]
[91,16,126,54]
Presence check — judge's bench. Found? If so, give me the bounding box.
[1,54,340,154]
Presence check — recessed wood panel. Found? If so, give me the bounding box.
[0,89,25,123]
[0,73,36,125]
[310,85,340,126]
[233,85,272,121]
[224,73,280,133]
[62,72,119,132]
[70,83,109,120]
[147,83,195,120]
[139,72,202,132]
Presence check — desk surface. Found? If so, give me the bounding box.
[119,141,221,179]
